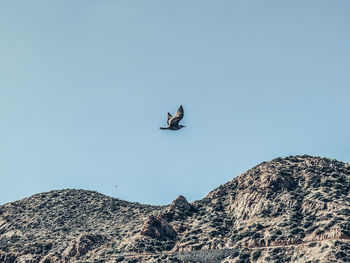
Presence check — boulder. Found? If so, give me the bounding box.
[160,195,194,222]
[141,215,177,240]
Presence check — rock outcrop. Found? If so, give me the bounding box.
[0,155,349,262]
[141,215,177,240]
[63,233,106,260]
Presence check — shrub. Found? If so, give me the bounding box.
[253,232,262,239]
[322,213,333,220]
[335,251,347,260]
[324,220,337,230]
[239,251,250,260]
[305,224,318,234]
[308,242,317,247]
[290,227,303,235]
[315,229,324,235]
[274,229,282,236]
[303,221,313,228]
[256,223,264,230]
[253,250,261,261]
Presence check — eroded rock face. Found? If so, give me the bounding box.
[170,195,191,211]
[159,195,195,222]
[63,233,106,259]
[141,215,177,240]
[0,155,349,262]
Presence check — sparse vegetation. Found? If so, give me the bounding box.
[0,155,349,262]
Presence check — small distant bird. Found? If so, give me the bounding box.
[160,105,186,130]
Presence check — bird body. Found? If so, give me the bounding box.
[160,105,186,130]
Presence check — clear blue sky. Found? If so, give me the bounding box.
[1,1,349,205]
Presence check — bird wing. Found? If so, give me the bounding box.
[167,112,173,125]
[169,105,184,126]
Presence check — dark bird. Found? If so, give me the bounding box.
[160,105,186,130]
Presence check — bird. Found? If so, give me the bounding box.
[160,105,186,130]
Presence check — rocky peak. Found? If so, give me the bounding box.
[170,195,191,211]
[159,195,195,223]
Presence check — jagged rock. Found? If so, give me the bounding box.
[140,215,177,240]
[159,195,195,222]
[63,233,106,259]
[0,155,349,262]
[170,195,191,211]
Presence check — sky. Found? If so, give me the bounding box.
[0,1,349,205]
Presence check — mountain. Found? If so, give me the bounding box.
[0,155,349,262]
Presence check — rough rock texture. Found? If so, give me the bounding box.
[0,155,349,262]
[140,215,177,240]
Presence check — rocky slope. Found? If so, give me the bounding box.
[0,155,349,262]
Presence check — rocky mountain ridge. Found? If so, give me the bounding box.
[0,155,349,262]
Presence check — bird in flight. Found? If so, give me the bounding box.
[160,105,186,130]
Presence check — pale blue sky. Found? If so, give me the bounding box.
[1,1,349,205]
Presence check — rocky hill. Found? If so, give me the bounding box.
[0,155,349,262]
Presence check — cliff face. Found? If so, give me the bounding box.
[0,155,349,262]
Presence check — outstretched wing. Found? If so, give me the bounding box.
[167,112,173,125]
[169,105,184,126]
